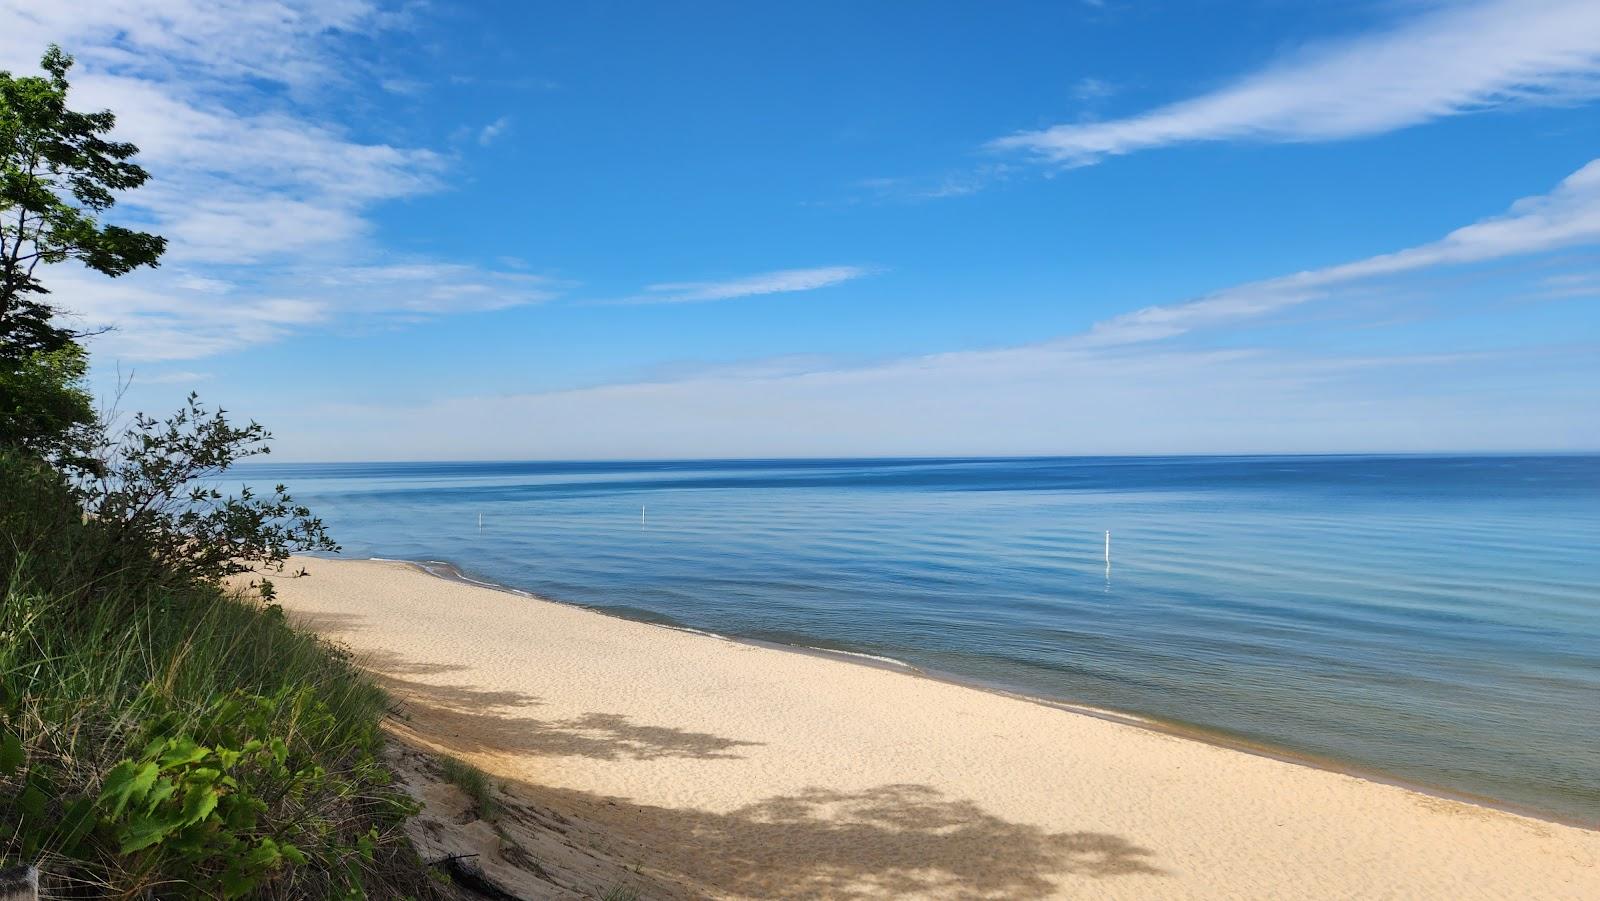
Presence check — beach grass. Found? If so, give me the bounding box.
[0,450,436,898]
[439,755,499,821]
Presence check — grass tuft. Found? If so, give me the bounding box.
[439,756,499,822]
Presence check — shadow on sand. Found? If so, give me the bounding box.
[357,643,1164,896]
[364,648,762,761]
[497,779,1163,899]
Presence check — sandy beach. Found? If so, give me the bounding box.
[271,556,1600,899]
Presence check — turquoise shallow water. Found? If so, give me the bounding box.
[236,455,1600,823]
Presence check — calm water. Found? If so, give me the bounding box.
[237,456,1600,823]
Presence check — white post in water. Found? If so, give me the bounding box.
[478,512,483,534]
[1104,530,1112,590]
[641,504,647,527]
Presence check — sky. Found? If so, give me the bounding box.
[1,0,1598,459]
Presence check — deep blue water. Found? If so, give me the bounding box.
[236,455,1600,823]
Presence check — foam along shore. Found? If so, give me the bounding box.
[271,556,1600,900]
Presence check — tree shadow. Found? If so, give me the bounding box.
[358,646,478,680]
[283,607,373,636]
[370,663,760,762]
[498,780,1163,900]
[344,648,1164,895]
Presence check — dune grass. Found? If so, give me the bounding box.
[0,450,437,898]
[438,756,499,823]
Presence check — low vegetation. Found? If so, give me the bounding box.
[0,451,441,897]
[0,47,446,898]
[438,757,499,823]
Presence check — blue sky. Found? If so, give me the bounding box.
[3,0,1598,458]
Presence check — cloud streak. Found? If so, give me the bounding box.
[1082,157,1600,344]
[478,116,510,146]
[637,266,873,304]
[992,0,1600,165]
[48,262,557,361]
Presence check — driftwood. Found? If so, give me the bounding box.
[0,865,38,901]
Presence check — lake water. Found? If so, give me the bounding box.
[237,455,1600,824]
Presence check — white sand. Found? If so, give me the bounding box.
[273,556,1600,899]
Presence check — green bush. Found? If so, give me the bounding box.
[0,452,434,898]
[72,393,339,595]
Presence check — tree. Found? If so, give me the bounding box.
[0,45,166,356]
[0,47,333,590]
[0,342,93,453]
[1,45,165,452]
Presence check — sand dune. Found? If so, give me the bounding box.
[272,556,1600,899]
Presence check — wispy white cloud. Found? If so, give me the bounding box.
[992,0,1600,165]
[851,164,1013,203]
[0,0,391,88]
[478,116,511,146]
[1070,77,1115,103]
[1081,157,1600,344]
[1536,270,1600,299]
[1,1,546,361]
[49,262,557,361]
[3,3,436,266]
[380,77,427,96]
[314,264,559,314]
[635,266,874,304]
[131,369,213,385]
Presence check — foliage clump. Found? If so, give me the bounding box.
[0,46,434,899]
[76,392,339,592]
[1,45,165,459]
[0,46,164,349]
[0,453,435,898]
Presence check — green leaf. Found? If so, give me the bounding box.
[244,836,283,869]
[142,776,177,813]
[179,784,219,826]
[0,731,23,775]
[118,813,176,853]
[157,736,210,769]
[99,759,159,818]
[220,867,257,899]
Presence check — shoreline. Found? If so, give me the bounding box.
[376,553,1596,833]
[273,554,1600,899]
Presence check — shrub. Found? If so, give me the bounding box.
[74,393,339,594]
[0,450,434,898]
